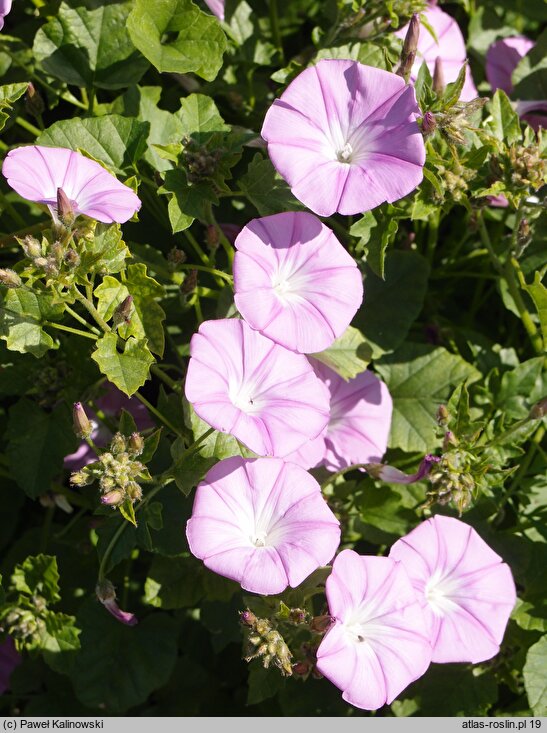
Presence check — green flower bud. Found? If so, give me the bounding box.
[127,432,144,457]
[0,268,22,289]
[21,235,42,260]
[110,433,127,455]
[73,402,93,439]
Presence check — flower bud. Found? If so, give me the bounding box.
[437,404,449,426]
[240,610,257,627]
[433,56,445,95]
[180,269,198,295]
[56,187,75,228]
[73,402,93,439]
[110,432,127,455]
[126,481,142,502]
[25,82,45,118]
[167,247,187,270]
[529,397,547,420]
[64,248,80,268]
[112,295,133,328]
[101,489,125,506]
[402,14,420,60]
[0,268,22,289]
[21,235,42,259]
[206,224,219,251]
[292,661,311,676]
[127,432,144,457]
[421,111,437,135]
[96,579,138,626]
[397,50,416,83]
[70,469,93,487]
[288,608,308,625]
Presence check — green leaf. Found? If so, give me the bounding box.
[247,663,286,706]
[94,264,166,356]
[118,499,137,527]
[522,271,547,351]
[144,555,204,609]
[239,154,304,217]
[187,404,256,460]
[441,62,467,110]
[72,599,179,713]
[0,82,28,132]
[33,1,148,90]
[78,222,130,277]
[39,612,81,675]
[6,400,77,499]
[127,0,227,81]
[311,326,372,381]
[37,115,149,175]
[158,169,217,232]
[145,484,190,556]
[513,28,547,100]
[356,250,430,358]
[0,289,64,358]
[176,93,229,140]
[11,555,61,604]
[486,90,521,146]
[170,436,217,496]
[523,635,547,715]
[497,357,546,419]
[109,86,186,173]
[376,344,480,453]
[92,333,155,397]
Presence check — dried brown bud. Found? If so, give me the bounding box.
[113,295,134,327]
[309,614,334,634]
[25,82,45,118]
[206,224,219,251]
[180,269,198,295]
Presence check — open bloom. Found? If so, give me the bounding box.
[187,456,340,595]
[185,318,330,457]
[261,59,425,216]
[2,146,141,224]
[288,361,392,471]
[316,550,431,710]
[389,515,516,663]
[396,6,477,101]
[0,0,12,30]
[233,212,363,353]
[486,36,547,131]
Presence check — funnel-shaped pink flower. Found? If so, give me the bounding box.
[2,146,141,224]
[287,361,392,471]
[187,456,340,595]
[261,59,425,216]
[389,515,516,664]
[0,0,12,30]
[234,212,363,354]
[396,6,477,101]
[316,550,431,710]
[486,36,534,95]
[203,0,224,20]
[185,318,330,457]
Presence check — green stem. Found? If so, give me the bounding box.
[65,303,101,334]
[182,229,211,266]
[133,391,181,435]
[151,364,180,391]
[15,116,41,137]
[321,463,371,491]
[72,287,111,333]
[178,262,233,284]
[44,321,98,340]
[269,0,284,62]
[54,507,87,541]
[87,88,96,115]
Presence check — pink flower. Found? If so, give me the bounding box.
[316,550,431,710]
[233,212,363,354]
[389,515,516,664]
[2,146,141,224]
[0,637,21,694]
[287,361,392,471]
[186,456,340,595]
[0,0,12,30]
[184,318,330,457]
[261,59,425,216]
[396,6,478,102]
[486,36,534,95]
[203,0,224,21]
[96,580,137,626]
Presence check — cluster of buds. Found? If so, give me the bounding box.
[19,229,80,280]
[2,595,46,644]
[435,98,487,147]
[507,142,546,191]
[70,431,148,508]
[240,610,293,676]
[425,445,478,514]
[181,137,222,183]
